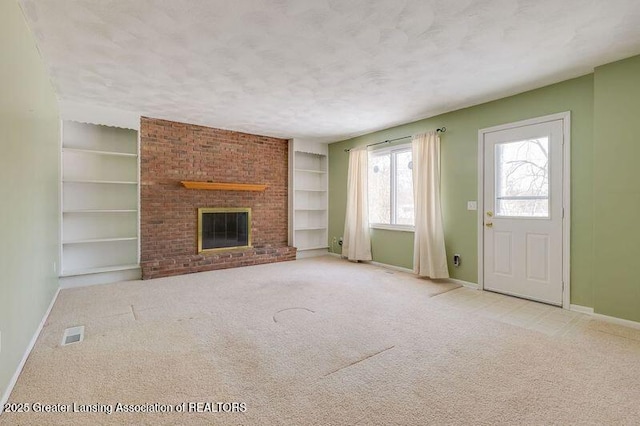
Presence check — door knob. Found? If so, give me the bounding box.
[485,222,493,228]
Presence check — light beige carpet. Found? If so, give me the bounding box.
[1,256,639,425]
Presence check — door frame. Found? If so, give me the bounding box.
[477,112,571,309]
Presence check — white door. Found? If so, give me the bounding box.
[482,118,565,305]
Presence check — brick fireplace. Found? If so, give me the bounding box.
[140,117,296,279]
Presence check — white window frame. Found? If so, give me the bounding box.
[368,143,415,232]
[494,138,551,219]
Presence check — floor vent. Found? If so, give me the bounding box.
[61,326,85,346]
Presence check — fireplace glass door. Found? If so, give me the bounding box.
[198,208,251,253]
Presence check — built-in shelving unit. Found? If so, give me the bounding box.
[60,121,140,284]
[289,140,328,258]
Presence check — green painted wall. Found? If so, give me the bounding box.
[329,75,595,307]
[0,1,60,401]
[593,56,640,322]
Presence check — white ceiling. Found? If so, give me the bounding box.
[20,0,640,142]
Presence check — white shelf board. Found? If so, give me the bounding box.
[297,245,329,251]
[294,168,327,174]
[63,237,138,244]
[60,264,140,277]
[63,147,137,157]
[295,227,327,231]
[63,209,137,213]
[294,188,327,192]
[63,179,138,185]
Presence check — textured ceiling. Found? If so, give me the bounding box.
[20,0,640,142]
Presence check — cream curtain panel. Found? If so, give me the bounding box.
[412,131,449,278]
[343,146,372,261]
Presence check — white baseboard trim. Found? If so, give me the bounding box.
[569,304,640,329]
[446,278,479,290]
[0,287,60,415]
[59,268,141,289]
[335,258,473,283]
[593,313,640,330]
[326,254,415,274]
[569,304,594,315]
[366,261,414,274]
[296,248,328,259]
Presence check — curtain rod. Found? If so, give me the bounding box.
[344,127,446,152]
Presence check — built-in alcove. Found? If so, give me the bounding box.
[60,120,140,282]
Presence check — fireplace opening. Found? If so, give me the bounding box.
[198,208,251,253]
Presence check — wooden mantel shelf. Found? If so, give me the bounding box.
[181,181,268,191]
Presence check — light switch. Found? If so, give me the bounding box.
[467,201,477,211]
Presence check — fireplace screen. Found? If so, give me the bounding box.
[198,208,251,253]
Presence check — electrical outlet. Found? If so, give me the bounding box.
[338,237,343,246]
[453,254,461,267]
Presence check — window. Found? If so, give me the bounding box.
[495,137,549,217]
[368,145,414,229]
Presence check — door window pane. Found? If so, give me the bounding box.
[395,150,414,225]
[495,138,549,217]
[368,153,390,224]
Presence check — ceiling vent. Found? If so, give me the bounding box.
[61,326,85,346]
